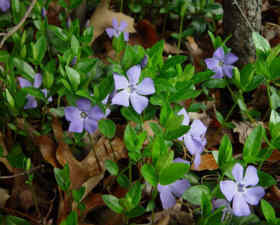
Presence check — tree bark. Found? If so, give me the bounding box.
[223,0,262,67]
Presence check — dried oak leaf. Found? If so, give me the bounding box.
[89,0,135,44]
[232,121,265,144]
[191,153,218,171]
[56,136,127,190]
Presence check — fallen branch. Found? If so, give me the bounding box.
[0,165,44,179]
[0,0,37,48]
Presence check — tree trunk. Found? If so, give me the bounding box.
[223,0,262,67]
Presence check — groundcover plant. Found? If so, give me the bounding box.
[0,0,279,225]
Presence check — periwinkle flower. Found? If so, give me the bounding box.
[157,158,190,209]
[112,65,155,114]
[71,56,77,66]
[41,7,47,18]
[0,0,10,12]
[64,98,104,134]
[177,108,207,169]
[105,18,129,41]
[220,163,265,217]
[140,55,148,69]
[18,73,52,109]
[205,47,238,79]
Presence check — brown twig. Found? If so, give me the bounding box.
[0,165,44,179]
[0,0,37,48]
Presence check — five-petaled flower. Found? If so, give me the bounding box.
[205,47,238,79]
[157,158,190,209]
[112,65,155,114]
[177,108,207,169]
[18,73,52,109]
[0,0,10,12]
[64,98,105,134]
[220,163,265,217]
[105,18,129,41]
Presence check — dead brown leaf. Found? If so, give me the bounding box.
[0,188,10,207]
[191,153,218,171]
[89,0,135,44]
[56,136,127,190]
[38,135,60,168]
[233,121,265,144]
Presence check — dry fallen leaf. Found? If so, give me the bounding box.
[38,135,60,168]
[233,121,265,144]
[0,188,10,207]
[191,153,218,171]
[89,0,135,44]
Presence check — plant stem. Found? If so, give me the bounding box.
[224,101,237,122]
[120,0,123,12]
[177,13,184,51]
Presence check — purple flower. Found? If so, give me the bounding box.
[0,0,10,12]
[140,55,148,69]
[105,18,129,42]
[220,163,265,217]
[111,65,155,114]
[71,56,77,66]
[177,108,207,169]
[18,73,52,109]
[64,98,105,134]
[205,47,238,79]
[157,158,191,209]
[41,7,47,18]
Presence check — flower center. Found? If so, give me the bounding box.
[126,84,136,94]
[237,183,246,193]
[80,111,88,119]
[218,60,224,67]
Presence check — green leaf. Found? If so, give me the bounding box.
[60,211,78,225]
[164,125,190,140]
[203,79,227,88]
[102,195,123,214]
[13,58,36,79]
[7,145,27,169]
[261,200,276,223]
[121,107,141,123]
[72,186,85,203]
[141,164,158,187]
[243,125,264,164]
[33,36,47,63]
[65,66,80,90]
[159,162,189,185]
[124,124,137,151]
[5,89,15,108]
[54,164,71,191]
[117,174,130,188]
[6,215,30,225]
[126,205,145,218]
[98,119,116,139]
[82,26,93,43]
[169,89,201,102]
[182,185,210,205]
[252,32,271,53]
[258,171,276,188]
[105,160,119,176]
[71,35,80,55]
[125,181,142,209]
[22,87,45,101]
[218,135,233,171]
